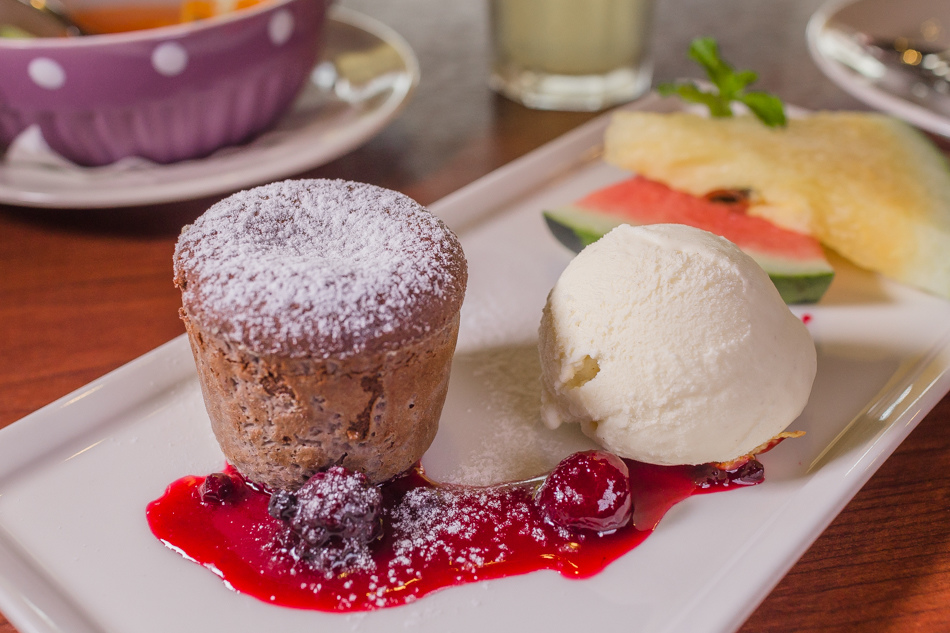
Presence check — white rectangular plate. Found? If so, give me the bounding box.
[2,95,950,633]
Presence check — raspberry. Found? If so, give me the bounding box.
[268,466,382,570]
[537,451,633,533]
[199,472,236,504]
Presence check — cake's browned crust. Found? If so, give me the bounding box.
[174,179,468,489]
[184,310,460,489]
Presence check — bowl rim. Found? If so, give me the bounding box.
[0,0,315,49]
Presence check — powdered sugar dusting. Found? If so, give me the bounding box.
[174,179,466,358]
[257,474,589,608]
[598,480,619,512]
[425,345,598,486]
[386,486,542,577]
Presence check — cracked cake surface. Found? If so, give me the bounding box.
[174,178,467,359]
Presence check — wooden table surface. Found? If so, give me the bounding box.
[3,0,950,631]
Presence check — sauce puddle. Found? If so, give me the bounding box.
[147,460,758,611]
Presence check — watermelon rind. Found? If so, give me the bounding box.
[544,206,834,304]
[766,271,834,305]
[543,212,604,252]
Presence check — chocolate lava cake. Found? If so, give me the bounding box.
[173,179,467,489]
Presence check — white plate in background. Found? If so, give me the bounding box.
[808,0,950,137]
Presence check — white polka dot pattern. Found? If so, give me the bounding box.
[4,0,327,167]
[28,58,65,90]
[268,9,294,46]
[151,42,189,77]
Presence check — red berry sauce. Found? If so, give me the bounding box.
[146,458,760,611]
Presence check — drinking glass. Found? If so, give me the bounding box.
[489,0,655,111]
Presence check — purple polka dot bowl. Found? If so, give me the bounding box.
[0,0,331,166]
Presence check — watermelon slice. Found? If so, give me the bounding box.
[544,176,834,304]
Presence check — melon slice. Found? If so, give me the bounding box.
[544,176,834,304]
[603,111,950,299]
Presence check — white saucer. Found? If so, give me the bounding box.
[0,7,419,208]
[808,0,950,137]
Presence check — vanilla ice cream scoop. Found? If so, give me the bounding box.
[539,223,816,465]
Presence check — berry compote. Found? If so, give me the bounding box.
[146,453,764,612]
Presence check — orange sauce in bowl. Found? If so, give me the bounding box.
[71,0,265,34]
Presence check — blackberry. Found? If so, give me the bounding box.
[268,466,382,570]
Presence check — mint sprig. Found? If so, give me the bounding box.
[657,37,787,128]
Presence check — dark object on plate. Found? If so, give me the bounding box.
[692,458,765,488]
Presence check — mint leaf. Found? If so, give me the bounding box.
[721,69,758,98]
[688,38,733,88]
[738,91,787,127]
[661,37,786,128]
[657,81,732,117]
